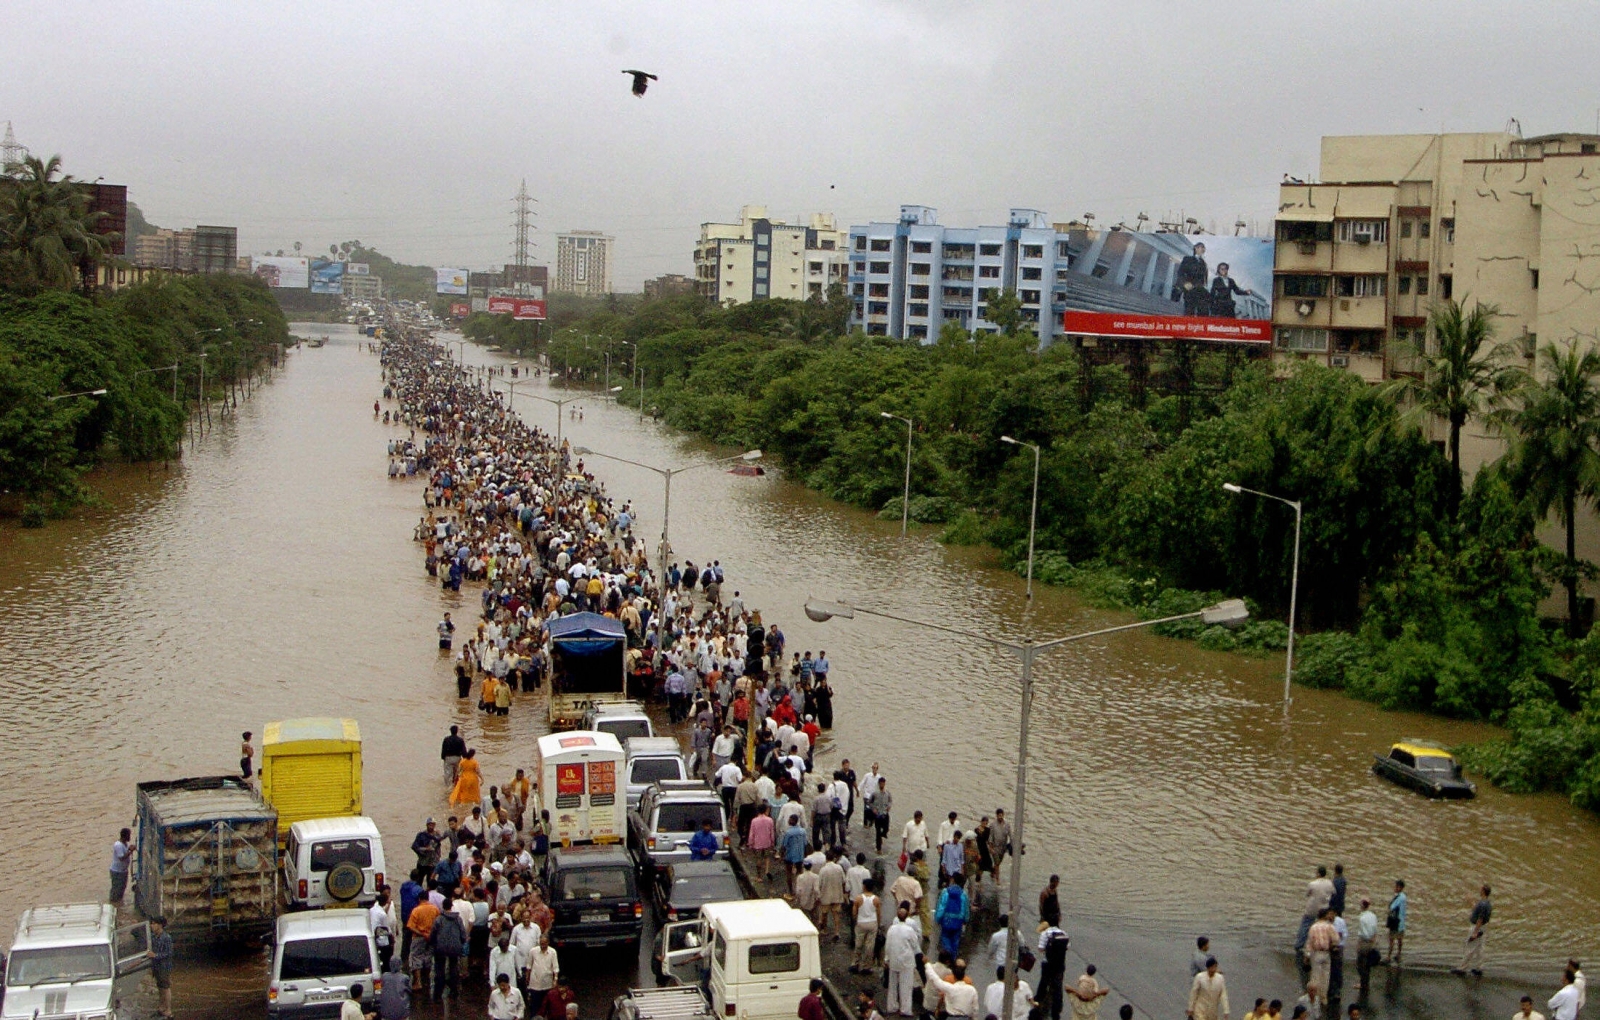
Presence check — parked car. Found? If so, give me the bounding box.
[2,904,149,1020]
[653,860,744,922]
[625,737,688,811]
[583,701,655,743]
[544,845,644,949]
[630,781,728,873]
[267,909,380,1018]
[1373,741,1476,799]
[283,816,386,909]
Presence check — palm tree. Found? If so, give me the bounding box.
[0,154,111,294]
[1385,299,1514,517]
[1496,342,1600,636]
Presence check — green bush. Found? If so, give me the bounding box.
[1294,631,1367,690]
[939,510,986,546]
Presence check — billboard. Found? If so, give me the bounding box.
[488,295,547,320]
[1058,231,1273,343]
[309,258,345,294]
[251,255,309,289]
[346,262,370,275]
[449,302,470,318]
[435,267,469,295]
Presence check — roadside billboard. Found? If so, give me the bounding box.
[435,267,469,295]
[1058,231,1272,343]
[449,302,470,318]
[309,259,345,295]
[346,262,370,275]
[251,256,309,289]
[487,295,547,320]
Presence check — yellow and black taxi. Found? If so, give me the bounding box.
[1372,741,1477,799]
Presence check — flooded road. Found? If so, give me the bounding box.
[0,322,1594,1018]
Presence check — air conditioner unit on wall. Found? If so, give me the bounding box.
[1296,300,1316,317]
[1297,241,1317,255]
[1330,354,1350,368]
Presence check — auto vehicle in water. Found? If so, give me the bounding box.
[1372,741,1476,799]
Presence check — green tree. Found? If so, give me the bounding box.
[1496,342,1600,636]
[0,155,113,294]
[1385,299,1513,517]
[981,287,1029,339]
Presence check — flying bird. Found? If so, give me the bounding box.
[623,70,658,97]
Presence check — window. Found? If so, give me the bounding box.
[978,265,1000,279]
[1053,291,1067,304]
[6,945,113,985]
[655,803,724,832]
[555,866,633,901]
[808,262,823,273]
[755,251,768,263]
[910,284,929,299]
[1058,242,1071,258]
[979,243,1002,256]
[1585,143,1598,154]
[870,239,891,252]
[867,324,887,336]
[1440,274,1453,300]
[1021,267,1042,281]
[851,283,864,296]
[911,241,932,254]
[1056,269,1071,282]
[1419,220,1431,239]
[868,283,889,297]
[1441,218,1455,244]
[754,283,767,296]
[630,759,682,784]
[819,239,835,250]
[1022,244,1044,259]
[942,244,974,260]
[854,237,866,251]
[1336,220,1388,244]
[1335,275,1385,297]
[1531,268,1541,289]
[868,301,888,314]
[909,303,928,317]
[1280,276,1328,298]
[279,937,372,981]
[748,942,801,974]
[310,839,372,872]
[852,261,864,274]
[942,309,967,320]
[1400,221,1412,239]
[1333,330,1383,354]
[910,263,931,277]
[1398,277,1411,295]
[1415,276,1429,296]
[908,324,928,339]
[869,261,889,274]
[1020,290,1040,304]
[755,267,768,280]
[1277,221,1335,243]
[1275,327,1330,353]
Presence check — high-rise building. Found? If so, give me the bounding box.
[1267,130,1600,382]
[131,224,236,273]
[846,206,1064,342]
[554,231,614,297]
[694,205,848,305]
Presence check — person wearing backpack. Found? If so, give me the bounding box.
[1038,923,1071,1020]
[935,873,971,957]
[429,894,467,1002]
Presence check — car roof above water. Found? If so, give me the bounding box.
[12,904,115,949]
[276,908,373,941]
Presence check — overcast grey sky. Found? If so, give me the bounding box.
[5,1,1598,288]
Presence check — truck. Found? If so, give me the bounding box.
[547,612,628,729]
[650,900,823,1020]
[533,731,627,847]
[260,717,363,843]
[134,776,280,944]
[2,904,151,1020]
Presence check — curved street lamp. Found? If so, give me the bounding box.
[1223,482,1303,705]
[1000,435,1041,600]
[880,412,913,537]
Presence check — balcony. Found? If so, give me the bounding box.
[1329,296,1387,330]
[1276,242,1333,274]
[941,267,974,282]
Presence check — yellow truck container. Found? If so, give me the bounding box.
[260,717,362,841]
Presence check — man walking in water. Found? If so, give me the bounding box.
[1451,884,1492,977]
[440,726,466,783]
[438,613,456,651]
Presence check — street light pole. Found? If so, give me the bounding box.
[1223,482,1303,704]
[48,388,109,401]
[1001,436,1041,600]
[574,446,763,584]
[803,595,1249,1020]
[880,412,913,537]
[525,392,582,470]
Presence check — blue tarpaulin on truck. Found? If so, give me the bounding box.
[548,611,626,655]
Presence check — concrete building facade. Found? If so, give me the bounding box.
[846,206,1065,342]
[644,273,696,299]
[133,224,237,273]
[694,206,847,305]
[554,231,614,296]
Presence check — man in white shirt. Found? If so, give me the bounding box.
[1551,969,1582,1020]
[509,915,541,958]
[712,727,739,772]
[902,811,929,857]
[489,935,525,989]
[716,761,744,816]
[884,910,921,1017]
[938,811,961,848]
[925,960,980,1019]
[489,974,525,1020]
[525,932,560,1015]
[857,764,883,825]
[984,965,1036,1020]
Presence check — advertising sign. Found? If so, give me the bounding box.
[309,258,345,295]
[346,262,370,275]
[556,763,585,796]
[487,296,547,320]
[487,295,516,315]
[250,255,309,289]
[449,302,470,318]
[1058,231,1272,343]
[435,267,469,295]
[587,760,615,796]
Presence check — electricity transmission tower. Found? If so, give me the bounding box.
[512,179,537,268]
[1,122,29,175]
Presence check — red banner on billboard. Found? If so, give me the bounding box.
[556,763,585,796]
[450,302,470,318]
[1062,310,1271,344]
[487,296,546,320]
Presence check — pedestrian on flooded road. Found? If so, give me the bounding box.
[451,749,482,808]
[1040,874,1062,928]
[986,964,1036,1020]
[1452,884,1492,976]
[799,979,828,1020]
[747,805,777,882]
[795,861,821,922]
[440,726,466,783]
[782,815,809,893]
[240,730,254,780]
[935,873,970,957]
[1298,866,1334,955]
[109,827,131,904]
[1187,957,1229,1020]
[867,778,892,853]
[851,879,880,973]
[1305,909,1336,1002]
[989,808,1010,882]
[1550,966,1581,1020]
[901,810,929,861]
[1353,898,1378,992]
[884,907,920,1016]
[1039,922,1070,1020]
[1067,965,1108,1020]
[150,916,174,1019]
[1385,880,1407,964]
[438,612,456,650]
[1514,995,1545,1020]
[818,850,846,938]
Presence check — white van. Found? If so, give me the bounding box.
[267,909,380,1018]
[283,817,386,909]
[658,900,821,1020]
[582,701,655,743]
[3,904,149,1020]
[624,736,688,810]
[533,731,626,847]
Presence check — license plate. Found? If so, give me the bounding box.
[582,912,610,923]
[310,988,346,1002]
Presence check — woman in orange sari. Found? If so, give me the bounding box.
[451,749,482,808]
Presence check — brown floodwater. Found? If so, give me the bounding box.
[0,323,1594,1019]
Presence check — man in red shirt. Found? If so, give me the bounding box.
[798,979,827,1020]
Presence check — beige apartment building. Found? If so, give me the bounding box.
[1273,130,1600,395]
[694,205,848,305]
[554,231,614,296]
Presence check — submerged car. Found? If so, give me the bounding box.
[1373,741,1476,799]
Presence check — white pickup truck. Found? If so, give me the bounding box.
[2,904,150,1020]
[650,900,822,1020]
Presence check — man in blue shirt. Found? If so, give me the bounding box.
[936,874,971,958]
[399,868,426,965]
[690,820,720,861]
[781,818,809,893]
